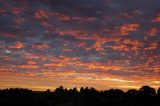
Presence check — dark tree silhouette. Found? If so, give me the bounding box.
[139,85,156,96]
[137,86,157,106]
[157,87,160,96]
[0,86,160,106]
[126,89,138,96]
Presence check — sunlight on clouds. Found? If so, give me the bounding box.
[0,0,159,90]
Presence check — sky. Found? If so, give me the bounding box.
[0,0,160,91]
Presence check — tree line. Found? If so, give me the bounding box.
[0,85,160,106]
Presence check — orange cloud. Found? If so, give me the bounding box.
[108,45,130,51]
[91,41,105,52]
[77,42,87,47]
[58,14,71,21]
[107,39,141,52]
[63,48,73,52]
[18,65,39,69]
[0,33,15,37]
[120,13,134,19]
[40,21,52,27]
[51,12,96,22]
[15,17,25,25]
[9,42,24,49]
[32,44,52,49]
[11,7,22,15]
[84,63,124,71]
[144,43,158,50]
[27,60,36,65]
[58,29,88,39]
[72,17,96,21]
[34,9,49,19]
[149,28,158,36]
[44,63,65,67]
[120,10,141,19]
[118,24,140,36]
[151,14,160,23]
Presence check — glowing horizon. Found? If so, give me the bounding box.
[0,0,160,91]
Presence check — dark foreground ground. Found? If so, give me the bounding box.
[0,85,160,106]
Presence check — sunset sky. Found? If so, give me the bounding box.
[0,0,160,91]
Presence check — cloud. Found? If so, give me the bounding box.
[0,0,160,90]
[9,42,25,49]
